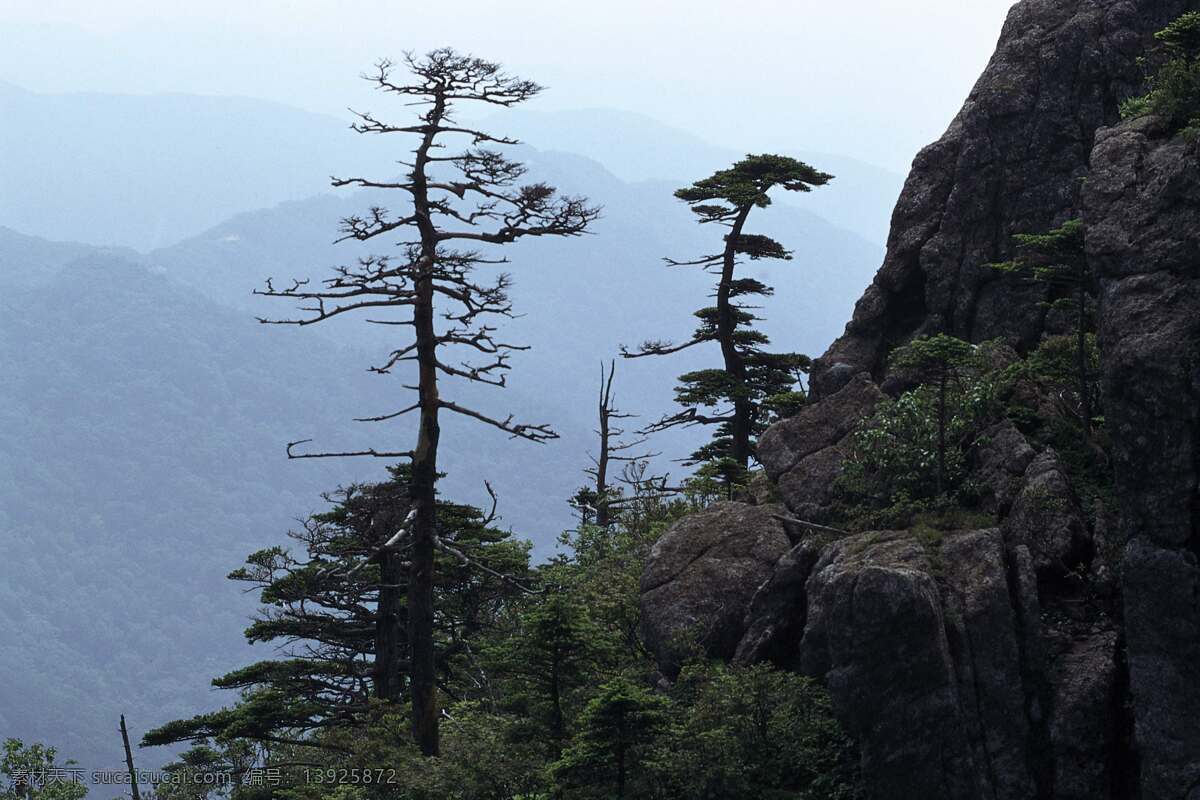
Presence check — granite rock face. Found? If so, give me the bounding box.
[970,419,1039,515]
[1085,115,1200,799]
[1003,450,1091,577]
[637,2,1200,796]
[710,521,1117,800]
[793,529,1038,800]
[796,532,992,799]
[756,373,883,520]
[812,0,1199,397]
[639,501,791,676]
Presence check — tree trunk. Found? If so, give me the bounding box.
[407,92,445,758]
[596,379,611,528]
[373,549,404,702]
[937,375,947,497]
[1076,275,1093,439]
[119,715,141,800]
[717,206,754,471]
[408,271,440,756]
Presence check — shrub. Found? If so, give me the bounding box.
[1121,12,1200,135]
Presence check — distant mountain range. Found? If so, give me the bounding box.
[0,82,902,250]
[471,107,905,244]
[0,84,888,777]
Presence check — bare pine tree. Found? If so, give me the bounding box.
[257,48,598,755]
[571,362,656,527]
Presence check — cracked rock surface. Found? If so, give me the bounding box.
[812,0,1197,396]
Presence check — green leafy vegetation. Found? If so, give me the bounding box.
[1121,12,1200,135]
[989,219,1098,440]
[1,740,87,800]
[141,466,858,799]
[836,328,1112,533]
[142,467,532,750]
[837,335,997,525]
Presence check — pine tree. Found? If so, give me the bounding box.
[550,678,670,800]
[142,467,529,752]
[486,586,608,759]
[989,218,1097,437]
[623,155,828,486]
[889,335,978,496]
[1120,12,1200,133]
[257,49,597,755]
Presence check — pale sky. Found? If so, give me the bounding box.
[0,0,1017,172]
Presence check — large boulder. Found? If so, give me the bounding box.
[970,419,1038,515]
[939,531,1039,800]
[1003,449,1091,577]
[1046,630,1121,800]
[756,373,883,520]
[1086,115,1200,797]
[639,502,790,676]
[795,529,1037,800]
[812,0,1196,396]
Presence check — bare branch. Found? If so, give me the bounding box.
[439,400,558,442]
[432,534,541,594]
[286,440,415,460]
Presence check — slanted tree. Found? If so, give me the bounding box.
[256,49,597,755]
[142,468,529,752]
[989,218,1097,437]
[889,334,978,496]
[118,716,141,800]
[622,155,828,486]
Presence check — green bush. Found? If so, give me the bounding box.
[1121,12,1200,135]
[837,377,997,514]
[662,662,859,800]
[1,740,88,800]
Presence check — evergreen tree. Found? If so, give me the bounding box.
[664,662,858,800]
[142,467,529,752]
[550,678,670,800]
[486,585,609,757]
[1121,12,1200,134]
[623,155,829,486]
[151,741,255,800]
[257,49,597,755]
[989,218,1097,437]
[889,335,978,497]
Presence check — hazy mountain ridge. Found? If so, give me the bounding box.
[0,83,899,250]
[0,91,886,779]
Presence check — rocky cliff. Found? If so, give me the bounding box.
[640,1,1200,798]
[813,0,1196,397]
[1086,114,1200,800]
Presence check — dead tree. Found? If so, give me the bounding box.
[257,49,597,756]
[119,715,141,800]
[581,361,654,527]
